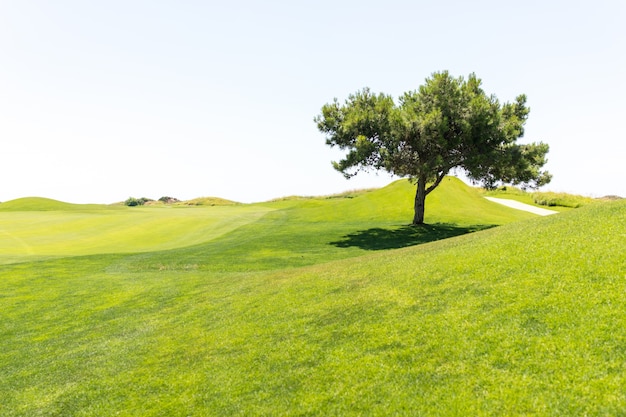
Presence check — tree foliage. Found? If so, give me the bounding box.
[315,71,551,224]
[124,197,152,207]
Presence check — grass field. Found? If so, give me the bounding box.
[0,198,273,265]
[1,178,624,416]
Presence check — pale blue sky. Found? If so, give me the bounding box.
[1,0,624,203]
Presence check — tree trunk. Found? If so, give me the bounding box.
[413,175,427,225]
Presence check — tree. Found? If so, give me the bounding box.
[315,71,552,225]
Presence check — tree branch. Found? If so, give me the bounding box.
[425,170,447,196]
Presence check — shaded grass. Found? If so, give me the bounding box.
[330,223,494,250]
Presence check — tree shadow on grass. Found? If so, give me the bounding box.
[330,223,496,251]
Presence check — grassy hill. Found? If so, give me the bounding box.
[0,178,530,267]
[1,178,624,415]
[0,197,109,211]
[177,196,240,206]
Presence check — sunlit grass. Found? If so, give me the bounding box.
[1,178,623,416]
[0,204,273,264]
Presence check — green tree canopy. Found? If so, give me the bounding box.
[315,71,551,224]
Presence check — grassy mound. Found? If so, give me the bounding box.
[2,178,622,415]
[0,197,109,211]
[178,197,240,206]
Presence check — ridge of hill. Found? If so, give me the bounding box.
[261,177,535,223]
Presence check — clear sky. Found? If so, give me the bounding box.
[1,0,625,203]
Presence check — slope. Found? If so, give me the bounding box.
[0,177,530,267]
[2,187,623,415]
[112,177,535,273]
[208,199,623,416]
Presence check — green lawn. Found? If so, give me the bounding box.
[1,178,624,416]
[0,199,273,264]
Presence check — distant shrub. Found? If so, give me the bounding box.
[124,197,153,207]
[531,192,593,208]
[158,196,179,204]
